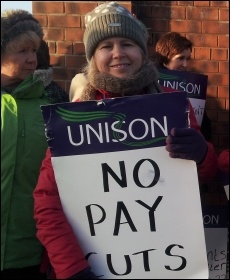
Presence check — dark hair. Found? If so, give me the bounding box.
[36,39,50,69]
[155,32,192,67]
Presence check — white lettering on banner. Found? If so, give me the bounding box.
[203,215,219,225]
[67,117,168,146]
[162,81,201,95]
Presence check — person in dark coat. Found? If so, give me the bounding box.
[34,39,69,103]
[155,31,212,141]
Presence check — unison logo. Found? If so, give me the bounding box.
[56,107,168,147]
[159,73,201,96]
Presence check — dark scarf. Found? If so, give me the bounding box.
[80,60,162,101]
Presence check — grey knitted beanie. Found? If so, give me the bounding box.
[83,1,149,61]
[1,9,43,54]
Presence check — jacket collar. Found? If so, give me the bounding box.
[8,74,45,99]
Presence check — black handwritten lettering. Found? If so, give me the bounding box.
[86,245,187,275]
[165,244,187,271]
[102,159,160,192]
[136,197,163,231]
[102,161,127,192]
[85,204,106,236]
[114,201,137,235]
[107,254,132,275]
[133,249,157,271]
[133,159,160,188]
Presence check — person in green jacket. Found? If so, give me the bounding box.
[1,9,48,279]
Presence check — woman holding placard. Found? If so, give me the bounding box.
[33,2,218,279]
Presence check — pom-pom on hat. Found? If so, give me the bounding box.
[83,1,149,61]
[1,9,43,54]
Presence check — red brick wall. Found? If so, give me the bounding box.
[33,1,229,154]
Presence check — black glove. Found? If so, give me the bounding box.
[165,128,208,164]
[68,267,98,279]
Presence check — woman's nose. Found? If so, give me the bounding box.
[182,59,188,67]
[112,45,125,58]
[27,51,37,63]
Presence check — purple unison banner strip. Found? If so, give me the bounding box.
[158,68,208,100]
[41,92,189,157]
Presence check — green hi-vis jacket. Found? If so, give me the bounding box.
[1,75,49,270]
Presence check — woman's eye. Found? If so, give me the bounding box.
[123,42,134,46]
[101,45,110,49]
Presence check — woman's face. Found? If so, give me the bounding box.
[94,37,143,78]
[1,40,38,84]
[164,48,191,71]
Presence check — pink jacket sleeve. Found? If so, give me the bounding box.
[33,149,89,279]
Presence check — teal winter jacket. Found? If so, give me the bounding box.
[1,74,49,270]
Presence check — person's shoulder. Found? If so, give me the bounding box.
[49,81,67,93]
[69,73,88,102]
[45,82,69,103]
